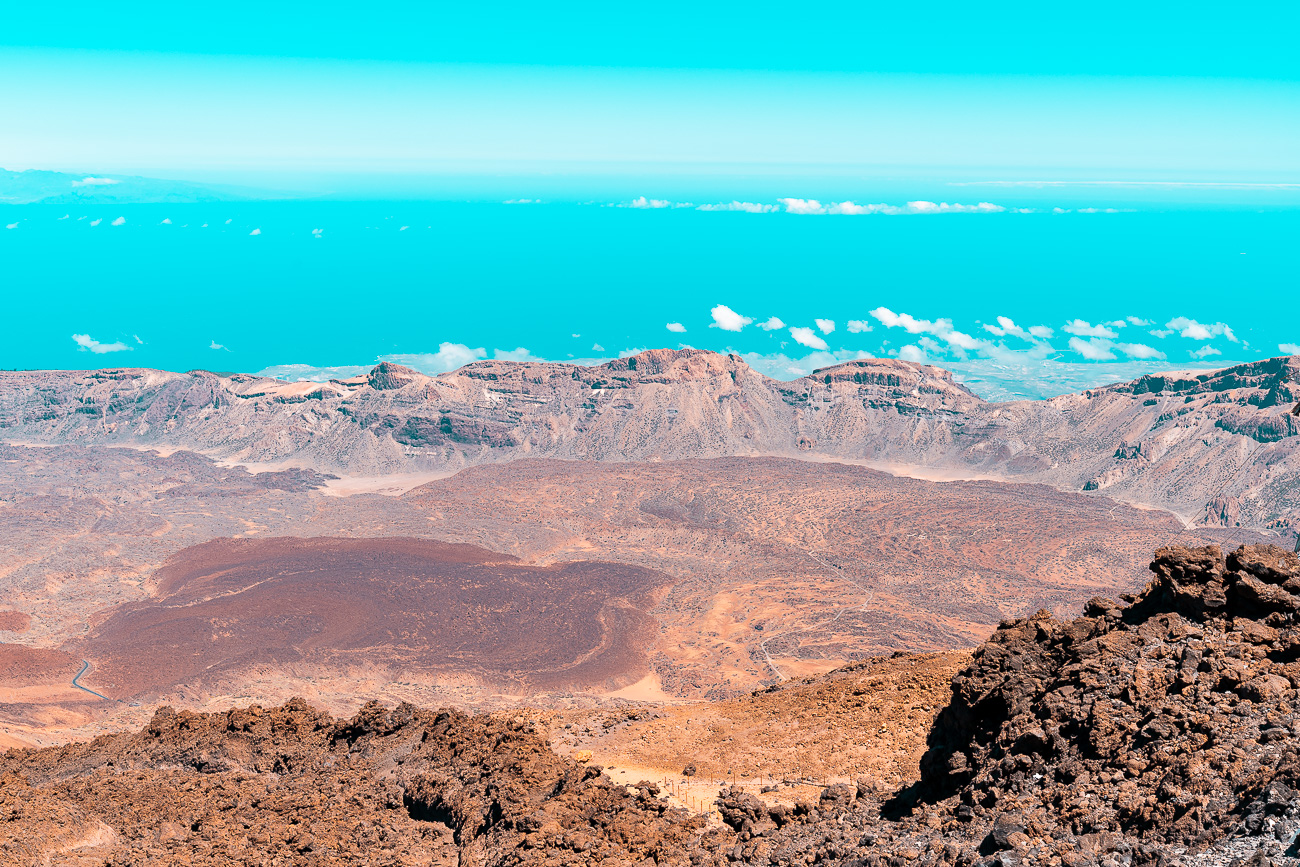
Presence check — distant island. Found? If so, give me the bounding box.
[0,167,280,205]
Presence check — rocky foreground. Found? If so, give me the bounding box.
[5,544,1300,866]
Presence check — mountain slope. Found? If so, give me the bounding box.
[0,350,1296,532]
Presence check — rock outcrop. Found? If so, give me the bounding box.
[8,545,1300,865]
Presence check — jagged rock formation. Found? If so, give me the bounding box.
[8,545,1300,865]
[1,351,1297,531]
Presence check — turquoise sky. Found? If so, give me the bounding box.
[2,4,1297,394]
[2,3,1298,193]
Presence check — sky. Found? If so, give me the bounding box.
[1,3,1297,397]
[2,3,1298,189]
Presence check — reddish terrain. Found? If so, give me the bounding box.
[80,536,671,698]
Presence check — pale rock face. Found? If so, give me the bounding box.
[0,349,1296,531]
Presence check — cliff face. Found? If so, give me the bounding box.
[0,350,1297,531]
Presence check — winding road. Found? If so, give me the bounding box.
[71,659,123,703]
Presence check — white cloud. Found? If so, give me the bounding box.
[89,218,102,226]
[311,228,323,237]
[870,306,982,354]
[225,219,233,224]
[71,333,131,354]
[789,326,829,351]
[1028,325,1054,339]
[982,316,1035,340]
[627,196,673,209]
[846,320,872,333]
[210,340,230,351]
[493,347,539,362]
[134,335,144,344]
[72,177,119,186]
[4,222,16,230]
[897,345,928,363]
[592,343,605,352]
[57,214,69,220]
[503,199,538,204]
[399,225,409,231]
[1190,346,1222,359]
[697,201,779,213]
[110,216,126,226]
[903,200,1005,214]
[710,304,753,332]
[1062,319,1118,339]
[666,322,687,333]
[739,348,873,379]
[814,318,835,335]
[1280,343,1300,355]
[249,228,262,236]
[382,342,485,373]
[1149,328,1174,338]
[1126,316,1151,326]
[778,199,1007,216]
[779,198,827,215]
[1068,337,1117,360]
[160,218,172,225]
[758,316,786,331]
[1166,316,1238,342]
[1114,342,1166,360]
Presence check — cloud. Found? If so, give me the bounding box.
[696,201,778,213]
[592,343,605,352]
[160,218,172,225]
[710,304,753,332]
[311,228,323,237]
[1062,319,1118,339]
[134,335,144,344]
[57,214,69,220]
[846,320,872,333]
[4,222,15,230]
[666,322,687,333]
[1068,337,1117,361]
[814,319,835,334]
[72,177,119,186]
[789,326,829,350]
[399,225,409,231]
[210,340,230,351]
[627,196,673,209]
[778,199,1007,216]
[382,342,485,373]
[89,218,102,226]
[1190,346,1222,359]
[897,345,928,363]
[249,228,262,236]
[72,333,131,354]
[739,348,873,379]
[870,306,982,354]
[110,216,126,226]
[503,199,538,204]
[1280,343,1300,356]
[493,347,540,362]
[1113,342,1166,360]
[1028,325,1054,339]
[1126,316,1152,326]
[982,315,1043,340]
[1166,316,1238,342]
[758,316,786,331]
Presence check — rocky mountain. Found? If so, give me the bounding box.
[1,350,1297,533]
[6,543,1300,866]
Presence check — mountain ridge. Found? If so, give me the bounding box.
[0,350,1296,535]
